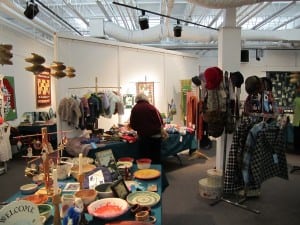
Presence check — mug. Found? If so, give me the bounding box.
[135,210,149,221]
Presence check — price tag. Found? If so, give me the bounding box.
[273,154,279,164]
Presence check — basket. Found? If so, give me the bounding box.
[206,169,222,186]
[198,178,222,199]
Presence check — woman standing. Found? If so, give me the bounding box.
[129,93,164,164]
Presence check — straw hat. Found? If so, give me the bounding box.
[25,53,45,64]
[25,64,45,74]
[50,61,66,71]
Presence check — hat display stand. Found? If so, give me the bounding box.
[209,71,260,214]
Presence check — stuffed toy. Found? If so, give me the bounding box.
[63,197,84,225]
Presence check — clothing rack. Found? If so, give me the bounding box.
[210,128,260,214]
[67,77,121,93]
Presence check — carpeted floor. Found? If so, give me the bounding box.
[1,145,300,225]
[161,146,300,225]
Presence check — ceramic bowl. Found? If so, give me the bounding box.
[136,158,152,169]
[20,183,38,195]
[95,182,114,199]
[74,189,97,205]
[38,204,53,220]
[22,194,49,204]
[87,197,129,220]
[118,157,134,163]
[70,164,96,180]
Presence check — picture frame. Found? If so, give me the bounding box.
[95,149,121,181]
[63,182,80,192]
[110,178,130,199]
[123,94,134,109]
[136,82,154,105]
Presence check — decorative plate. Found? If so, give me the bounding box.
[133,169,161,180]
[126,191,160,207]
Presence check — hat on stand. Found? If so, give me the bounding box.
[230,71,244,88]
[204,67,223,90]
[192,75,201,86]
[245,75,262,94]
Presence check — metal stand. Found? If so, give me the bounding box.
[210,132,260,214]
[290,165,300,173]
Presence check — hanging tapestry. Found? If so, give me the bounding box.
[266,71,299,111]
[3,76,17,121]
[36,72,51,107]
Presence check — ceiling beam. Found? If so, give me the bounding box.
[272,13,300,30]
[62,0,89,26]
[251,1,296,30]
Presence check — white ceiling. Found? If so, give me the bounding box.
[1,0,300,49]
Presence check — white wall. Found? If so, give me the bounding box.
[0,23,55,127]
[2,22,300,138]
[54,34,199,136]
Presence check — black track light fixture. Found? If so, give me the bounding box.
[139,10,149,30]
[174,20,182,37]
[24,0,39,20]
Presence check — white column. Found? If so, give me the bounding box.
[216,8,241,170]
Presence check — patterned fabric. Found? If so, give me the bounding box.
[223,117,256,193]
[224,117,289,194]
[249,124,288,185]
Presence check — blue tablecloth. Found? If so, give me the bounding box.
[5,165,163,225]
[87,132,197,161]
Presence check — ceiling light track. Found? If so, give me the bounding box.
[35,0,82,36]
[112,1,218,31]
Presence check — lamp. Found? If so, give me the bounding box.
[174,20,182,37]
[24,0,39,20]
[139,10,149,30]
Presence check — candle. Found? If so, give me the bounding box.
[78,153,83,175]
[52,168,59,195]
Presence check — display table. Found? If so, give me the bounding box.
[5,164,162,225]
[86,132,197,162]
[17,123,58,149]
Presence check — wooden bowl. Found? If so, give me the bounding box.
[74,189,97,205]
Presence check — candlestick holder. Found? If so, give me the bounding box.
[78,173,84,190]
[52,193,62,225]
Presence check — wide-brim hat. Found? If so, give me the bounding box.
[25,53,45,64]
[245,75,261,94]
[230,71,244,88]
[0,44,13,51]
[204,67,223,90]
[50,61,66,71]
[51,71,66,78]
[25,64,45,74]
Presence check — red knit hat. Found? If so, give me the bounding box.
[204,67,223,90]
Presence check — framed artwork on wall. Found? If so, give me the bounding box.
[266,71,298,111]
[136,82,154,105]
[36,72,51,108]
[123,94,135,109]
[3,76,17,121]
